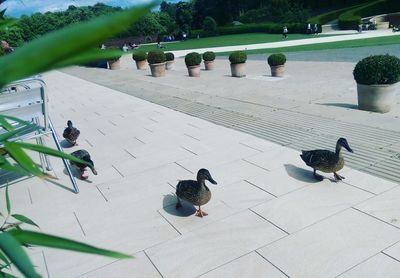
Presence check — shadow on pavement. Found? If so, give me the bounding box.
[163,194,196,217]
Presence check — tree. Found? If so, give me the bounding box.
[203,16,217,35]
[175,2,193,33]
[134,13,166,36]
[156,12,177,35]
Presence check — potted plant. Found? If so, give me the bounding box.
[132,51,147,70]
[267,53,286,77]
[229,51,247,77]
[185,52,202,77]
[203,51,216,70]
[107,47,122,70]
[165,52,175,70]
[147,50,166,77]
[353,54,400,113]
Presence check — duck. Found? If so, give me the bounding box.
[176,168,217,217]
[70,149,97,180]
[300,137,353,181]
[63,120,80,146]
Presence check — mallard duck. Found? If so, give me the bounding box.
[300,137,353,181]
[176,168,217,217]
[63,120,80,146]
[70,149,97,180]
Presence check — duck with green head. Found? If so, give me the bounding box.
[300,137,353,181]
[176,168,217,217]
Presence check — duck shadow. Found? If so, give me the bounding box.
[316,102,358,110]
[162,194,196,217]
[284,164,336,183]
[60,139,74,148]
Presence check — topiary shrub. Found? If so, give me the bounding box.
[267,53,286,66]
[185,52,201,67]
[147,50,166,64]
[202,51,216,61]
[132,51,147,61]
[229,51,247,64]
[203,16,217,35]
[107,46,122,62]
[353,54,400,85]
[165,52,175,61]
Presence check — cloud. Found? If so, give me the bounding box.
[2,0,159,17]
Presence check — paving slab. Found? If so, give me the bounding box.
[258,209,400,278]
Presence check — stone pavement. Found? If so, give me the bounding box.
[170,30,400,57]
[2,70,400,277]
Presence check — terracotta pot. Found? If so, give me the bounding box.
[187,65,201,77]
[165,60,175,70]
[135,60,147,70]
[149,62,166,77]
[357,83,396,113]
[108,59,120,70]
[204,60,215,70]
[270,65,285,77]
[230,63,246,77]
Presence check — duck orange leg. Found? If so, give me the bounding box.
[195,206,208,217]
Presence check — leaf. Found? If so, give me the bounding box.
[5,185,10,215]
[11,215,39,229]
[3,142,43,177]
[0,270,18,278]
[0,232,40,278]
[13,142,89,166]
[0,118,14,132]
[53,49,124,69]
[0,2,157,88]
[9,230,132,259]
[0,250,11,267]
[0,156,30,176]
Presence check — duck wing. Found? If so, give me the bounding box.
[300,149,336,168]
[63,127,80,141]
[71,150,90,168]
[176,180,199,200]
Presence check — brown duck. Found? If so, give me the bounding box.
[176,168,217,217]
[300,137,353,181]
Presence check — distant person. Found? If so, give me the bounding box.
[1,40,14,54]
[282,26,288,38]
[182,32,187,41]
[313,24,318,35]
[122,43,129,52]
[307,23,311,34]
[358,25,362,33]
[101,44,106,49]
[156,42,165,49]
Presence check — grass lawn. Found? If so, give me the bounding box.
[217,34,400,55]
[135,33,339,52]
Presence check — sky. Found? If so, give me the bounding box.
[2,0,183,17]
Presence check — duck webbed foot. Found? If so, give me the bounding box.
[334,172,345,181]
[313,169,324,181]
[79,169,88,180]
[195,207,208,218]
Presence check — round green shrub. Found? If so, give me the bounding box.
[185,52,202,67]
[107,46,122,61]
[353,55,400,85]
[132,51,147,61]
[165,52,175,61]
[267,53,286,66]
[147,50,166,64]
[203,16,217,35]
[229,51,247,64]
[202,51,216,61]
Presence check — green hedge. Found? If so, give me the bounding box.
[190,22,309,38]
[203,51,216,61]
[132,50,147,61]
[339,0,400,30]
[229,51,247,64]
[185,52,201,67]
[147,50,165,64]
[268,53,286,66]
[308,4,363,25]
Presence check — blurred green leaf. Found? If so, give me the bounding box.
[3,142,43,177]
[0,2,157,88]
[0,250,10,267]
[13,142,89,166]
[0,270,18,277]
[53,49,124,69]
[0,118,14,132]
[0,156,30,176]
[11,215,39,229]
[5,185,10,215]
[0,232,40,278]
[9,230,132,259]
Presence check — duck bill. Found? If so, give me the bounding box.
[208,177,217,185]
[90,167,98,175]
[344,143,354,153]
